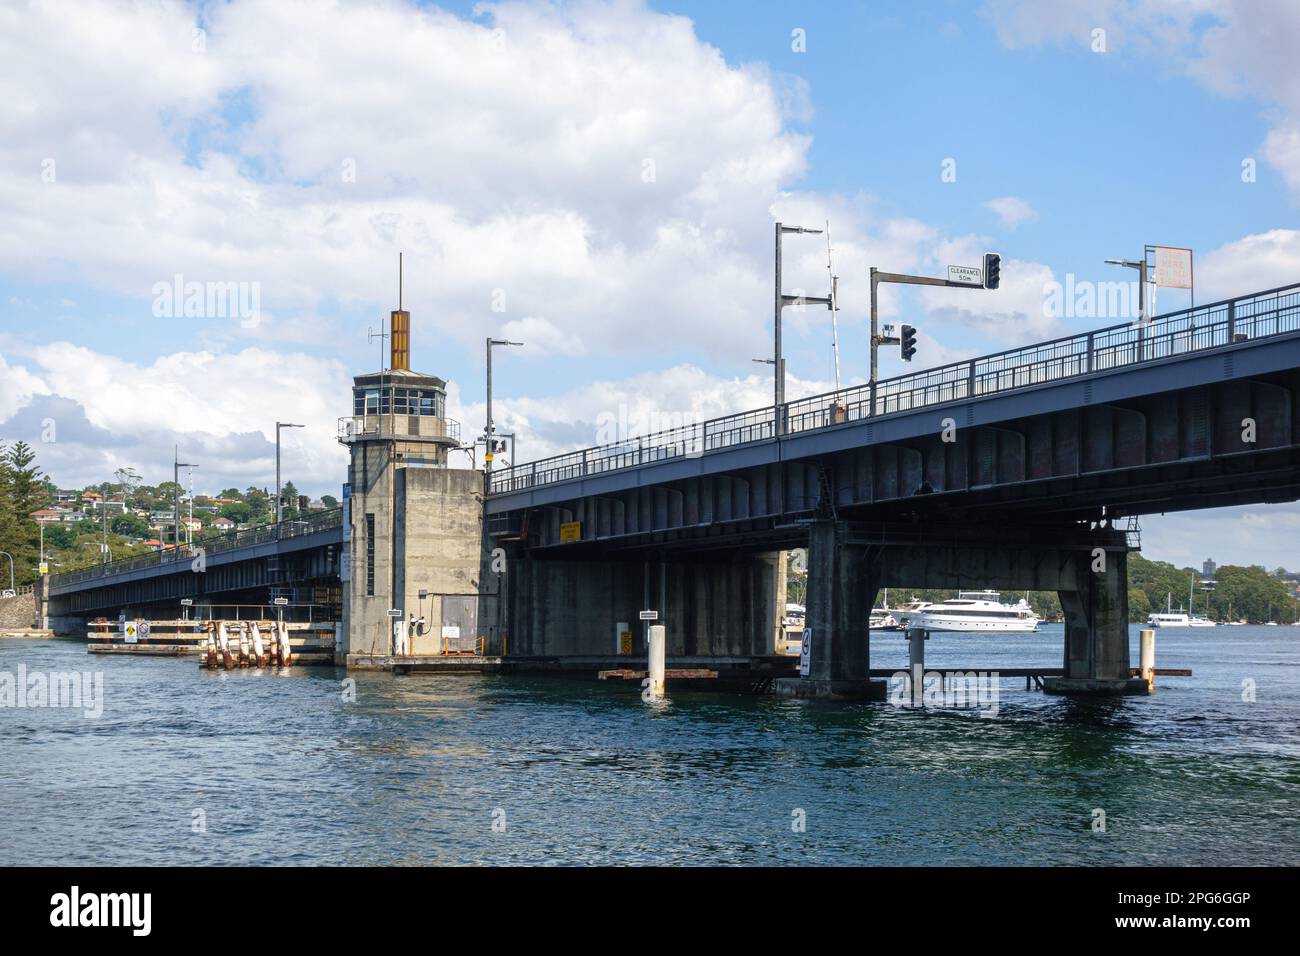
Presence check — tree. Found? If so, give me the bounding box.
[110,513,152,539]
[244,487,271,523]
[0,442,46,583]
[320,494,339,509]
[220,501,253,523]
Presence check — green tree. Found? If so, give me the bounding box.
[220,501,253,523]
[110,513,152,538]
[0,441,46,583]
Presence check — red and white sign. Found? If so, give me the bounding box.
[1152,246,1193,289]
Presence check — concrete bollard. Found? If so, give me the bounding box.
[647,624,666,699]
[907,627,926,706]
[1139,627,1155,690]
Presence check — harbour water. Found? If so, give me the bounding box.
[2,626,1297,866]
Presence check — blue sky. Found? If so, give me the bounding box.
[1,0,1298,569]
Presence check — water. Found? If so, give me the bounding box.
[2,626,1297,865]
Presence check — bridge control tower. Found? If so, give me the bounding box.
[337,303,484,661]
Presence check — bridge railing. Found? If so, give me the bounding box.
[490,282,1300,496]
[491,283,1300,494]
[47,507,344,588]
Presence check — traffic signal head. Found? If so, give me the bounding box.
[983,252,1001,290]
[900,324,917,362]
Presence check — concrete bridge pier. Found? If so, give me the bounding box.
[1043,548,1148,696]
[775,520,886,700]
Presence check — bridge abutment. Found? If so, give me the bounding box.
[776,520,885,700]
[1043,549,1148,696]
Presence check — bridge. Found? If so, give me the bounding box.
[43,507,343,625]
[44,281,1300,697]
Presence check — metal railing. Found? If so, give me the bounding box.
[337,414,461,445]
[491,282,1300,494]
[48,507,344,588]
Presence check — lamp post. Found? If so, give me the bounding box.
[1104,258,1147,324]
[275,422,304,525]
[485,338,523,487]
[1105,257,1149,361]
[173,447,197,554]
[773,222,833,430]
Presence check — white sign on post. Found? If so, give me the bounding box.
[799,627,812,677]
[947,264,983,286]
[639,610,658,621]
[1152,246,1193,290]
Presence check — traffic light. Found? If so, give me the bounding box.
[983,252,1001,290]
[900,324,917,362]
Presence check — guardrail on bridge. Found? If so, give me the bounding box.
[489,282,1300,495]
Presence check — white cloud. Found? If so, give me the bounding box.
[1197,229,1300,301]
[0,343,350,494]
[983,196,1038,229]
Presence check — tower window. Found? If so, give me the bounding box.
[365,513,376,596]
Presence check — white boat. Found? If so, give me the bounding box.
[783,603,805,629]
[893,598,932,628]
[869,609,899,630]
[909,591,1039,633]
[1149,585,1216,627]
[1147,611,1216,627]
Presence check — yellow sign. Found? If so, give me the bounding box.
[619,631,633,655]
[559,521,581,542]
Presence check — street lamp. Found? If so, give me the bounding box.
[1104,258,1148,325]
[275,422,304,525]
[773,223,833,424]
[485,338,523,484]
[173,447,197,554]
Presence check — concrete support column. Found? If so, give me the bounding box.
[775,520,884,700]
[1044,548,1148,696]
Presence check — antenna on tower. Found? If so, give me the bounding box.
[399,251,403,312]
[825,220,841,391]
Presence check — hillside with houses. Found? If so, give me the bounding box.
[0,442,337,585]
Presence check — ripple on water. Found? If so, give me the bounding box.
[1,633,1298,865]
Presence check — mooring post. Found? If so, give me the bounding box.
[1139,627,1156,691]
[647,624,666,699]
[907,626,926,706]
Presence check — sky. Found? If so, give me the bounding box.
[1,0,1299,570]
